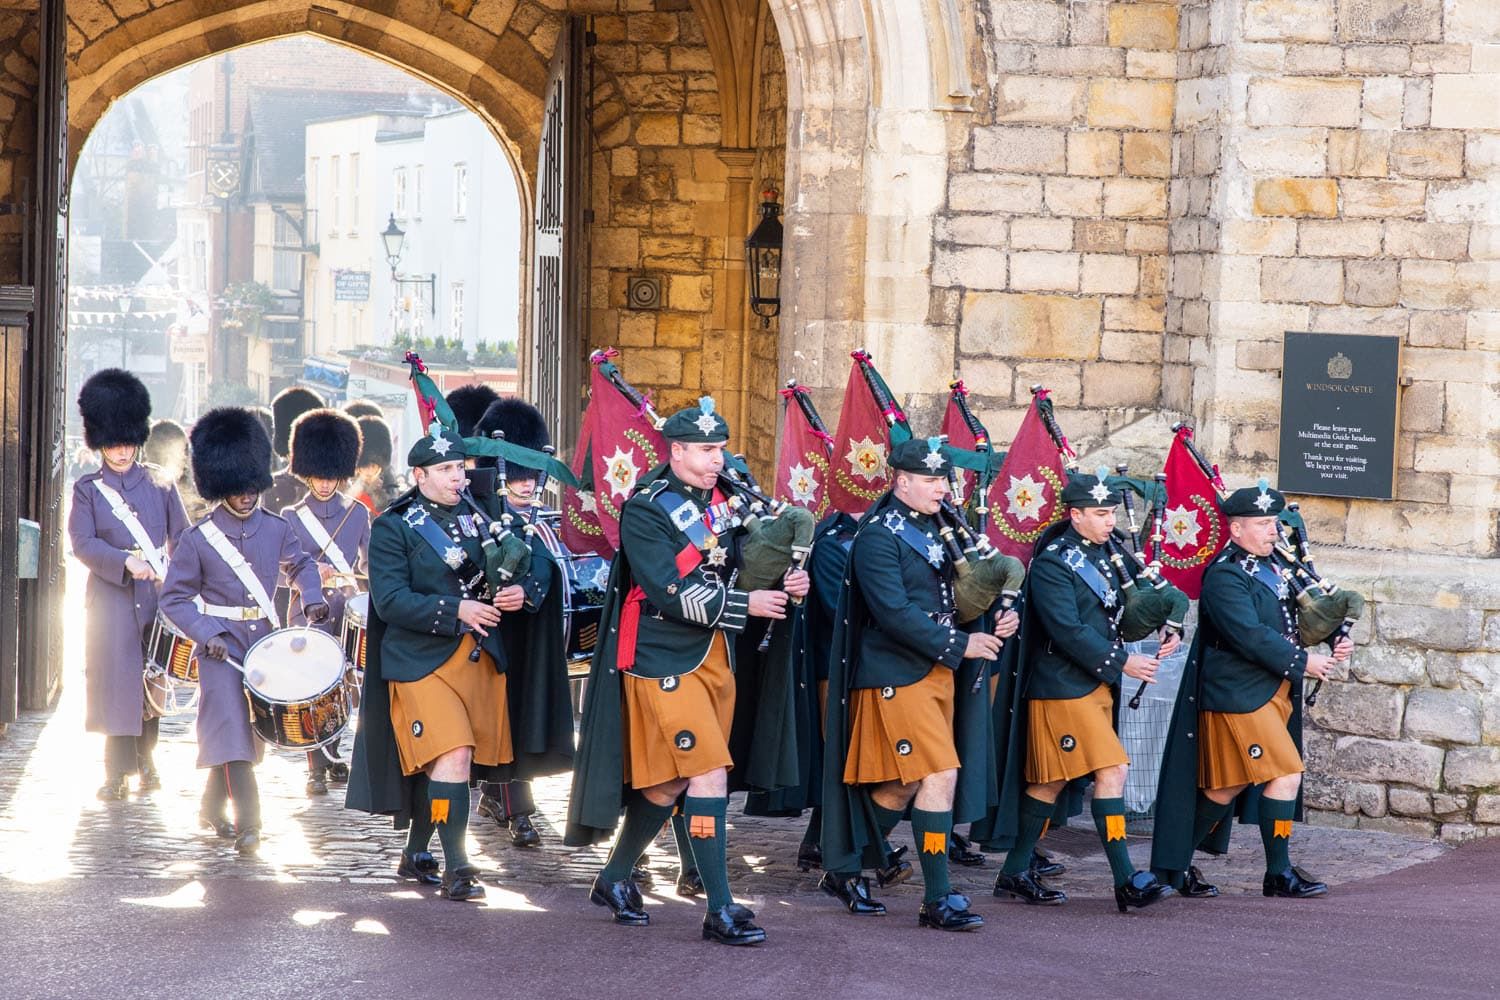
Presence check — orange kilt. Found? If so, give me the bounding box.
[622,631,735,789]
[843,665,959,786]
[388,634,513,777]
[1199,679,1303,790]
[1026,683,1128,784]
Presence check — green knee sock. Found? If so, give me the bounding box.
[1259,796,1297,874]
[601,795,674,884]
[1092,797,1135,887]
[1001,794,1056,875]
[404,774,435,855]
[910,808,954,903]
[872,803,904,838]
[683,796,733,910]
[670,810,698,874]
[428,780,470,870]
[1193,793,1233,849]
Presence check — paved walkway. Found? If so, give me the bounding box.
[0,556,1488,999]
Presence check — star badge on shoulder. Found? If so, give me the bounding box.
[403,506,428,529]
[882,510,906,534]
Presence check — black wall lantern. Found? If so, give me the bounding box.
[745,186,783,326]
[381,212,436,316]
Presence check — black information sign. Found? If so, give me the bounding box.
[1278,331,1401,500]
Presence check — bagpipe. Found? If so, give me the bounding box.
[406,351,580,660]
[1102,461,1191,710]
[1169,422,1364,706]
[723,456,816,593]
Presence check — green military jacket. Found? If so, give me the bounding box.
[846,498,968,689]
[1023,525,1131,701]
[612,470,751,680]
[367,489,506,682]
[1196,542,1309,713]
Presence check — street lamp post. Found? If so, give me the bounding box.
[381,212,436,319]
[115,293,131,367]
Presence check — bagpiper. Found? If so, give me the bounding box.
[1149,482,1351,899]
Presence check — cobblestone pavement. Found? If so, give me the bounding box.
[0,557,1449,905]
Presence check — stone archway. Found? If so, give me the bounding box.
[66,1,551,199]
[763,0,976,423]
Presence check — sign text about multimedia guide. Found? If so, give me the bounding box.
[1278,331,1400,500]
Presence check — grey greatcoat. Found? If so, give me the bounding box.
[281,492,371,632]
[69,464,189,736]
[159,505,323,767]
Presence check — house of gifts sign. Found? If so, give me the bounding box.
[1278,331,1402,500]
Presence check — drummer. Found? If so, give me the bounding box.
[68,369,189,801]
[160,407,327,856]
[282,408,371,797]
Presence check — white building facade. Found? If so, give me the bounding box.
[372,108,522,355]
[304,107,521,366]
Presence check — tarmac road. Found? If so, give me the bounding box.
[3,836,1495,1000]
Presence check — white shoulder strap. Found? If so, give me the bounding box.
[199,520,282,628]
[296,504,354,575]
[93,480,167,578]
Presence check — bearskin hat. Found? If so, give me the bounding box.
[446,383,500,437]
[190,407,274,501]
[251,405,275,446]
[289,408,362,481]
[271,386,325,457]
[475,397,550,479]
[142,419,189,478]
[78,368,152,450]
[343,399,382,420]
[356,415,393,469]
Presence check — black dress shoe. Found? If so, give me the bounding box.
[137,764,161,792]
[1263,865,1328,899]
[325,761,350,783]
[796,842,822,872]
[440,864,486,901]
[631,864,654,887]
[590,875,649,925]
[477,793,505,825]
[702,903,766,946]
[235,828,261,857]
[1030,848,1066,878]
[508,815,541,848]
[994,869,1067,905]
[819,872,886,915]
[949,833,985,867]
[676,868,704,898]
[396,850,442,886]
[305,771,328,798]
[876,845,914,888]
[1182,865,1219,898]
[1115,870,1175,912]
[917,892,984,932]
[199,810,236,840]
[96,776,129,802]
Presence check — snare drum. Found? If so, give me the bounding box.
[242,628,351,750]
[341,592,370,673]
[147,614,198,684]
[563,553,610,663]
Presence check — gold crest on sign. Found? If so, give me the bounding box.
[1327,352,1353,380]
